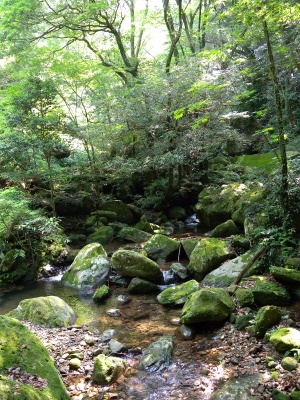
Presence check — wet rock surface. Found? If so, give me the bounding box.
[16,287,300,400]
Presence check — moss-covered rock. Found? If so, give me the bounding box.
[157,280,200,306]
[86,226,114,245]
[61,243,110,291]
[249,305,281,338]
[8,296,77,328]
[139,336,173,372]
[93,285,111,303]
[181,288,235,324]
[235,288,255,308]
[270,266,300,284]
[0,316,70,399]
[117,227,152,243]
[100,200,134,224]
[134,216,158,234]
[269,327,300,352]
[188,238,235,282]
[211,220,239,238]
[127,278,159,294]
[111,249,162,282]
[181,238,199,259]
[195,183,249,228]
[171,262,189,280]
[143,234,180,262]
[244,276,291,306]
[93,354,125,385]
[231,183,265,225]
[281,356,298,371]
[202,250,257,288]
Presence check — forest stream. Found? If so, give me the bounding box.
[1,232,300,400]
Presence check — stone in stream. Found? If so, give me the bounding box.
[93,354,126,384]
[92,285,111,303]
[0,316,70,399]
[188,238,235,282]
[139,336,173,372]
[210,219,239,238]
[210,373,263,399]
[157,280,200,306]
[181,287,235,324]
[171,262,189,280]
[111,249,162,282]
[127,277,159,294]
[143,234,180,262]
[8,295,77,328]
[248,305,282,338]
[117,226,153,243]
[61,242,110,291]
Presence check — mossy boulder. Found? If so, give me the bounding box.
[111,249,162,282]
[0,316,70,399]
[202,250,257,288]
[269,327,300,352]
[211,220,239,238]
[8,296,77,328]
[244,276,291,306]
[143,234,180,262]
[86,226,114,245]
[100,200,134,224]
[157,280,200,306]
[93,354,125,385]
[93,285,111,303]
[231,183,265,225]
[171,262,189,280]
[134,216,157,234]
[127,278,159,294]
[181,238,199,259]
[249,305,282,338]
[181,287,235,324]
[61,243,110,291]
[139,336,173,372]
[188,238,235,282]
[195,183,249,228]
[235,288,255,308]
[117,227,152,243]
[270,266,300,284]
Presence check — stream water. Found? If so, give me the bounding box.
[1,231,299,399]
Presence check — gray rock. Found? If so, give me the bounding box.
[127,277,159,294]
[139,336,173,372]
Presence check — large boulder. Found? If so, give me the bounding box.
[111,249,162,282]
[0,316,70,399]
[61,243,110,291]
[8,296,77,328]
[195,183,249,228]
[93,354,125,384]
[86,226,114,245]
[117,227,152,243]
[248,306,282,338]
[211,219,239,238]
[143,234,180,262]
[157,280,200,306]
[269,328,300,352]
[139,336,173,372]
[188,238,235,282]
[127,277,159,294]
[270,266,300,285]
[100,200,134,224]
[243,276,291,306]
[201,250,258,287]
[181,287,235,325]
[181,238,199,259]
[231,183,265,225]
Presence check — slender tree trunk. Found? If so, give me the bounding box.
[263,20,289,224]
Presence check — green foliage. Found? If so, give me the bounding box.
[0,187,66,286]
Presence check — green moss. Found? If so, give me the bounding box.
[235,152,279,173]
[157,280,199,305]
[93,285,111,303]
[0,316,69,399]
